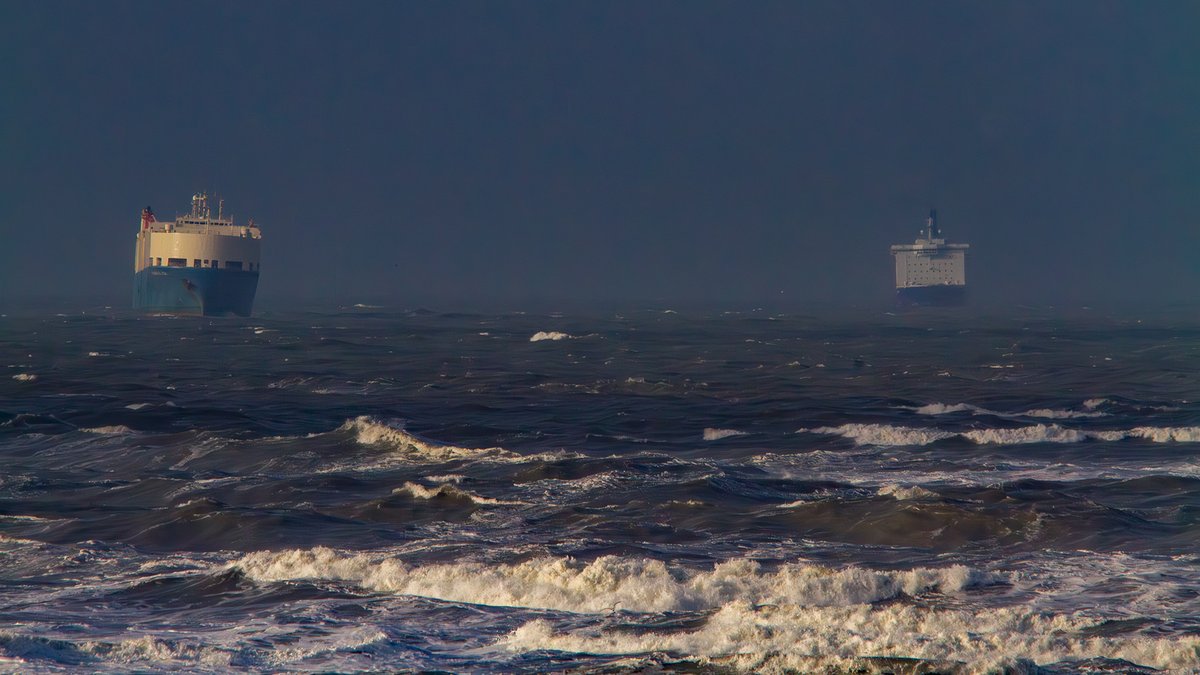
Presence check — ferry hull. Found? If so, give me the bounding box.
[895,285,967,307]
[133,267,259,317]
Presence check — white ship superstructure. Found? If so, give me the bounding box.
[133,193,262,316]
[890,209,969,306]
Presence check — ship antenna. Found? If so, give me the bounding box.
[218,198,224,221]
[927,208,939,239]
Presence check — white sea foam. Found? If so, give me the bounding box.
[1122,427,1200,443]
[11,373,36,382]
[81,425,134,435]
[703,428,747,441]
[1020,408,1106,419]
[912,402,1106,419]
[344,417,516,462]
[878,484,939,501]
[913,402,984,415]
[805,423,1200,447]
[497,601,1200,673]
[234,548,996,614]
[1083,398,1110,409]
[393,482,522,506]
[803,424,955,447]
[530,331,573,342]
[80,635,233,667]
[960,424,1087,445]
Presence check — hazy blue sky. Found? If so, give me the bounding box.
[2,1,1197,309]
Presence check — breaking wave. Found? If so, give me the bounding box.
[530,331,573,342]
[878,484,939,501]
[81,425,134,435]
[805,423,1200,447]
[392,482,523,506]
[703,428,747,441]
[911,402,1106,419]
[498,602,1200,673]
[234,547,997,614]
[343,417,517,462]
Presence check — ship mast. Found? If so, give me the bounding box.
[191,192,210,219]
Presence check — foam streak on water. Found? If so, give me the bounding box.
[1,309,1200,673]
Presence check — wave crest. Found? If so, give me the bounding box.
[343,417,515,462]
[234,547,996,614]
[703,428,747,441]
[806,423,1200,447]
[498,601,1200,672]
[393,482,522,506]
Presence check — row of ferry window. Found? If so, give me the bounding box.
[150,257,258,271]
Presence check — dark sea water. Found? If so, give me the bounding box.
[3,307,1200,673]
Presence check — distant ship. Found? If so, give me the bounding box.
[133,193,262,316]
[890,209,969,306]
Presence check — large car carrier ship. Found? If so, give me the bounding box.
[133,193,262,316]
[890,209,969,306]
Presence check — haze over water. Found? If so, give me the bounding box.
[4,2,1200,671]
[2,306,1200,672]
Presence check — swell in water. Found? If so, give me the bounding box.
[2,308,1200,672]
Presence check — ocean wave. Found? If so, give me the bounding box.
[530,331,573,342]
[234,548,997,613]
[497,601,1200,673]
[0,631,233,668]
[804,424,955,446]
[804,423,1200,447]
[11,373,36,382]
[877,484,939,501]
[393,482,523,506]
[960,425,1087,445]
[703,428,747,441]
[80,425,134,435]
[344,417,516,462]
[911,402,1106,419]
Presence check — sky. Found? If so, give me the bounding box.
[2,1,1198,310]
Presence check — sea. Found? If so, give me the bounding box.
[2,305,1200,673]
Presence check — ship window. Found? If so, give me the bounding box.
[193,259,201,267]
[225,261,243,270]
[156,257,162,266]
[210,260,219,268]
[167,258,187,268]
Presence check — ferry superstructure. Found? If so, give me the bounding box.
[890,209,969,306]
[133,193,262,316]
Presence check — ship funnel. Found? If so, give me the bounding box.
[926,208,940,239]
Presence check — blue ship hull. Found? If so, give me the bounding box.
[896,285,967,307]
[133,267,260,317]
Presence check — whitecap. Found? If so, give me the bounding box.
[802,424,955,447]
[11,373,36,382]
[497,602,1200,673]
[878,484,939,501]
[81,425,134,435]
[343,417,515,462]
[393,481,523,506]
[804,423,1200,447]
[234,548,996,614]
[530,331,573,342]
[703,428,747,441]
[961,424,1087,445]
